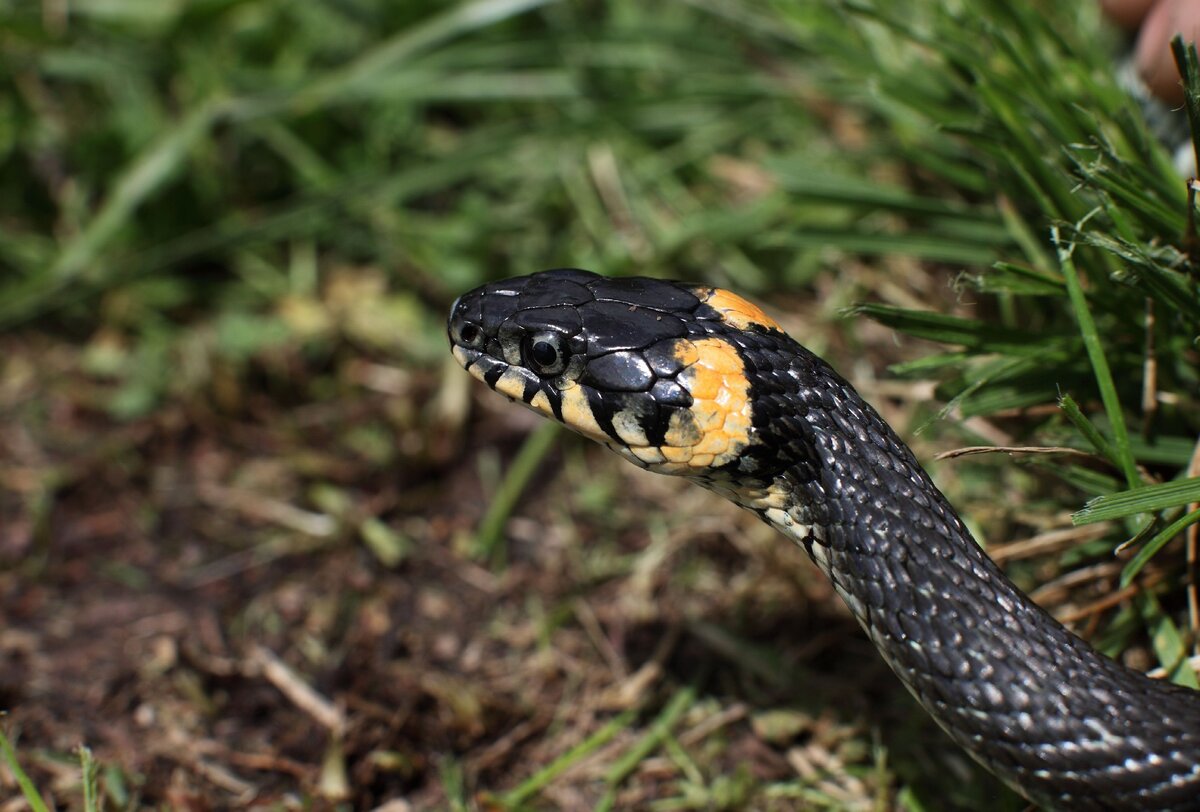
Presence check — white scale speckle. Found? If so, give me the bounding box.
[1083,717,1123,746]
[1173,762,1200,785]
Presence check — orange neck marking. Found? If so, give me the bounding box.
[698,288,782,332]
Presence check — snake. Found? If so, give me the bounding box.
[447,268,1200,810]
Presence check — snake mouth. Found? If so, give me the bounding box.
[455,348,539,407]
[449,344,480,370]
[454,350,497,398]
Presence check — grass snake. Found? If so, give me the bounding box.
[447,268,1200,810]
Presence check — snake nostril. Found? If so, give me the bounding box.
[452,321,483,348]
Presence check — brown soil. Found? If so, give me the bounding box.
[0,301,1007,810]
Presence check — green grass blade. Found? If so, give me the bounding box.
[78,746,99,812]
[497,707,639,807]
[1120,506,1200,587]
[1136,592,1200,688]
[0,98,228,325]
[1058,393,1118,465]
[975,262,1064,296]
[766,159,1001,222]
[295,0,561,110]
[855,303,1069,357]
[1171,35,1200,179]
[1053,227,1140,489]
[595,686,696,812]
[1126,435,1200,467]
[1074,478,1200,525]
[473,422,560,566]
[767,228,1003,265]
[438,757,470,812]
[0,725,50,812]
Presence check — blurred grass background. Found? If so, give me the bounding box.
[2,0,1199,809]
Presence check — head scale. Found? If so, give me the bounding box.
[448,269,792,488]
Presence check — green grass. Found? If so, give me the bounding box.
[2,0,1198,809]
[0,725,50,812]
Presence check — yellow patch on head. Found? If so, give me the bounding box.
[698,287,782,332]
[492,367,529,403]
[629,446,667,466]
[611,410,650,447]
[652,337,756,475]
[529,389,551,412]
[559,384,611,444]
[480,366,617,448]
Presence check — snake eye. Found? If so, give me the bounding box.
[525,331,567,376]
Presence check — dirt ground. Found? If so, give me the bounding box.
[0,292,1014,810]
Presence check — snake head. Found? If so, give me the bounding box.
[448,268,788,482]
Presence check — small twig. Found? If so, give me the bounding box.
[990,524,1109,564]
[189,757,257,797]
[934,445,1094,461]
[1055,580,1156,627]
[1028,561,1124,608]
[677,702,748,748]
[247,645,345,735]
[222,749,313,779]
[185,738,313,780]
[198,482,337,538]
[600,623,680,711]
[473,711,554,772]
[574,598,628,681]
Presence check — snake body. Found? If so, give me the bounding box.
[447,269,1200,810]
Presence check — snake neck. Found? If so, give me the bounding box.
[732,347,1200,810]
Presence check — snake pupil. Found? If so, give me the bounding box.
[530,339,559,369]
